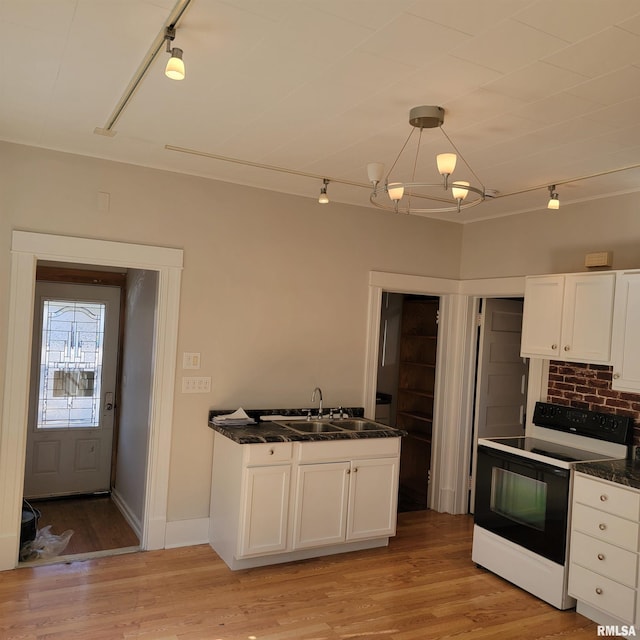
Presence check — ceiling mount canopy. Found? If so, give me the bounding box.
[367,105,486,214]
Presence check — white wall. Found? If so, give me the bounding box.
[0,142,463,526]
[114,269,158,534]
[460,194,640,279]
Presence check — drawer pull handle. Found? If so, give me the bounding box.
[595,587,603,595]
[597,553,605,561]
[600,494,608,502]
[598,523,607,531]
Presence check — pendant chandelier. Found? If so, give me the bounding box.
[367,105,486,214]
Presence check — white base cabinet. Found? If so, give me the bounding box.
[209,433,401,570]
[569,473,640,627]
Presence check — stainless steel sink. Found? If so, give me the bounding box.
[280,420,342,433]
[329,419,385,431]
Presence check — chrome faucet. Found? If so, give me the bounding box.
[311,387,323,419]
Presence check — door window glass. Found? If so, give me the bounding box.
[36,300,106,429]
[490,467,547,531]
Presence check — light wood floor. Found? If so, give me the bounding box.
[26,496,139,557]
[2,510,598,639]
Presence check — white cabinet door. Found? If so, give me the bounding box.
[521,275,564,358]
[347,457,398,541]
[238,464,291,558]
[293,462,350,549]
[612,272,640,392]
[521,273,615,363]
[561,273,615,363]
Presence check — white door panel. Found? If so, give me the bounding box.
[470,298,528,511]
[24,282,121,498]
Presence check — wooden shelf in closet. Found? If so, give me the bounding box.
[396,296,439,511]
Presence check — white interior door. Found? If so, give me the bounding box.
[469,298,528,511]
[24,282,121,498]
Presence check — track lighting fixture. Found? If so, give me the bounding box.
[548,185,559,210]
[318,179,330,204]
[164,27,185,80]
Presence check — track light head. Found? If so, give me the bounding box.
[318,179,330,204]
[164,27,185,80]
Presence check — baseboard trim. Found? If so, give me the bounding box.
[110,489,142,540]
[164,517,209,549]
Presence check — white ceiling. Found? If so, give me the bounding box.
[3,0,640,223]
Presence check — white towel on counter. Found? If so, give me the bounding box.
[212,408,255,426]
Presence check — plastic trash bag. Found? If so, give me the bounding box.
[20,525,74,561]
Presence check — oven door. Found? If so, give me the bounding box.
[475,445,570,565]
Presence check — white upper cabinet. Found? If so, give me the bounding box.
[611,271,640,392]
[521,273,616,364]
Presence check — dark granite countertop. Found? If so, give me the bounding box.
[209,421,407,444]
[207,407,407,444]
[574,458,640,490]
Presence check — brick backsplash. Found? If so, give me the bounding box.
[547,361,640,446]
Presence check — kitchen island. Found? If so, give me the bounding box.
[208,410,406,570]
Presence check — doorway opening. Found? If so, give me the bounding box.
[376,293,440,512]
[20,264,157,563]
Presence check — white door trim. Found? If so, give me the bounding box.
[363,271,526,516]
[0,231,183,570]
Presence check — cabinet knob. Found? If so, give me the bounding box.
[353,467,358,473]
[597,553,605,561]
[595,587,603,595]
[563,345,570,351]
[600,494,608,502]
[346,469,351,475]
[268,448,274,455]
[551,344,557,350]
[599,523,607,531]
[613,373,620,379]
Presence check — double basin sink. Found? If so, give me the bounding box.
[274,418,386,434]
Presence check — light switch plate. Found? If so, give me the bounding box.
[183,352,201,369]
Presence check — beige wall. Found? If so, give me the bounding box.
[460,193,640,279]
[0,142,463,524]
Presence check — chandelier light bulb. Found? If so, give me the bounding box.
[387,183,405,201]
[367,162,385,186]
[452,181,470,201]
[436,153,457,177]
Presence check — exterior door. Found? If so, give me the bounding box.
[470,298,527,510]
[24,282,121,498]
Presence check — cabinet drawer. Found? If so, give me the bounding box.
[245,442,293,465]
[297,437,400,463]
[569,563,636,623]
[571,530,638,586]
[572,503,640,551]
[574,474,640,520]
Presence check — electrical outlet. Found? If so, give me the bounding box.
[182,376,211,393]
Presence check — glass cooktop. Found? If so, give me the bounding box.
[480,436,620,465]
